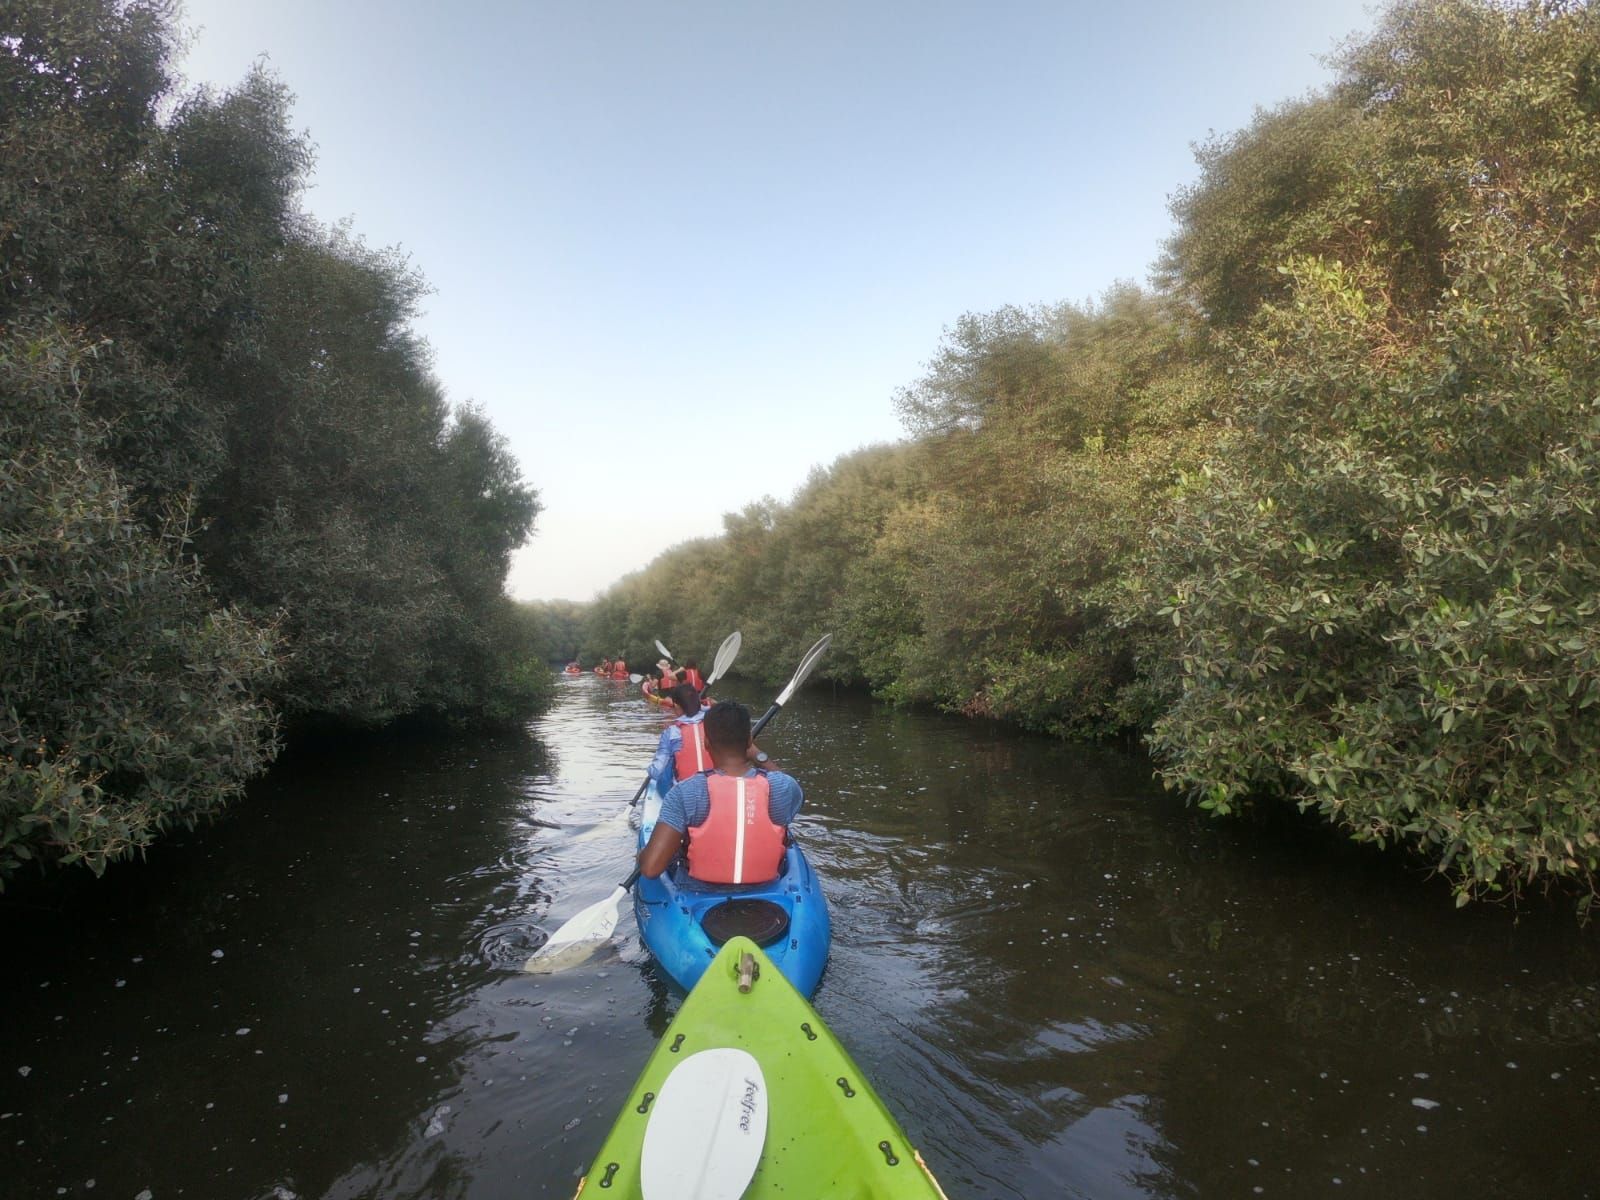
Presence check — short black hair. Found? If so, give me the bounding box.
[668,682,701,715]
[703,700,751,752]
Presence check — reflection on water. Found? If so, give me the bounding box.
[1,675,1597,1199]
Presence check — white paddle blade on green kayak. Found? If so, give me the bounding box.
[523,885,626,973]
[640,1049,767,1200]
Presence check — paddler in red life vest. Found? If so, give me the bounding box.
[595,657,612,677]
[645,683,710,786]
[637,700,802,885]
[681,659,705,692]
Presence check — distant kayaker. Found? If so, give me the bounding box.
[637,700,800,884]
[646,684,710,786]
[595,657,612,677]
[681,659,705,692]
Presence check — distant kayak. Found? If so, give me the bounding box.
[573,935,948,1199]
[635,778,830,996]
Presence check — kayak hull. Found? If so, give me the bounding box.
[574,936,947,1199]
[635,780,830,997]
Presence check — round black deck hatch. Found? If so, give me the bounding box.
[700,899,791,947]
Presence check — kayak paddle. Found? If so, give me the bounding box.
[752,633,831,737]
[700,630,740,697]
[524,867,640,973]
[655,639,674,663]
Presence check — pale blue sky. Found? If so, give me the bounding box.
[176,0,1375,601]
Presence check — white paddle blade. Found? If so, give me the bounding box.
[523,885,626,973]
[706,631,741,687]
[775,633,832,706]
[641,1049,767,1200]
[655,639,674,662]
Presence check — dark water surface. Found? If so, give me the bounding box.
[3,676,1598,1199]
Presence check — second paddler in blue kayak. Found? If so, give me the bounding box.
[638,700,801,887]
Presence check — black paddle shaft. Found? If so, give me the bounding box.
[751,702,782,738]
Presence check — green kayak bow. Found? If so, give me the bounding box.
[573,936,948,1199]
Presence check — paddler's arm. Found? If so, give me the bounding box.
[646,726,676,786]
[637,822,683,878]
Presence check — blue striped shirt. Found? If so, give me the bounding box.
[657,769,804,833]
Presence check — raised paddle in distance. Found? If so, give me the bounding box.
[523,633,829,973]
[699,630,739,699]
[626,631,741,807]
[655,639,674,663]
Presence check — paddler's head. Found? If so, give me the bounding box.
[667,683,701,718]
[703,701,755,773]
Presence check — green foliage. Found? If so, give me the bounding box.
[1143,0,1600,903]
[523,600,589,663]
[888,287,1225,734]
[585,0,1600,908]
[587,289,1225,736]
[196,234,544,725]
[0,0,550,883]
[1,327,279,883]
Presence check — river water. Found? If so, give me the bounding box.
[2,674,1597,1199]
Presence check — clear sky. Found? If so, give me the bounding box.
[175,0,1375,601]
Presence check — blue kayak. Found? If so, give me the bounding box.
[635,777,831,997]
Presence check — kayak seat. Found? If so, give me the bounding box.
[700,899,791,948]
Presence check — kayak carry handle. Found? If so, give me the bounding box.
[737,951,759,994]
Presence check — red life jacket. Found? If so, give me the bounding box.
[609,663,629,679]
[671,719,710,781]
[686,773,786,885]
[684,667,705,691]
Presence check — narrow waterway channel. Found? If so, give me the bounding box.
[3,675,1597,1199]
